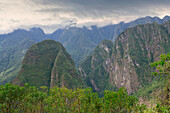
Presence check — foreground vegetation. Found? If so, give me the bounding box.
[0,83,146,113]
[150,53,170,112]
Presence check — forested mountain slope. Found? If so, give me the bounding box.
[12,40,85,88]
[0,28,45,84]
[79,20,170,95]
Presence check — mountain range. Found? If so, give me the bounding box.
[79,20,170,95]
[0,16,170,85]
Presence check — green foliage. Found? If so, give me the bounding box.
[150,53,170,112]
[103,87,145,112]
[0,83,146,113]
[150,53,170,76]
[0,83,48,113]
[134,79,163,99]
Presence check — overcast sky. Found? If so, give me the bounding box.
[0,0,170,34]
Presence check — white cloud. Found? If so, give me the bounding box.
[0,0,170,34]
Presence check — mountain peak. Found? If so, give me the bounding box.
[163,15,170,21]
[12,40,85,88]
[29,27,44,34]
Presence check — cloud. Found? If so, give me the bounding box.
[34,0,170,17]
[0,0,170,34]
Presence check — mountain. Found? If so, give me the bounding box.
[0,16,170,85]
[79,20,170,95]
[12,40,84,88]
[0,28,46,84]
[79,40,115,95]
[49,16,170,66]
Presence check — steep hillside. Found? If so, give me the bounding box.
[79,40,114,95]
[79,21,170,95]
[12,40,84,88]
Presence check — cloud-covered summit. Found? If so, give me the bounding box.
[0,0,170,34]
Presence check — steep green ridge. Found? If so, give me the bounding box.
[79,40,114,96]
[13,40,84,88]
[79,21,170,95]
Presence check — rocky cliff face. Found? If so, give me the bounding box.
[13,40,84,88]
[79,21,170,95]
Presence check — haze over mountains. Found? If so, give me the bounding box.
[0,16,170,85]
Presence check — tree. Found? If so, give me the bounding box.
[150,53,170,112]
